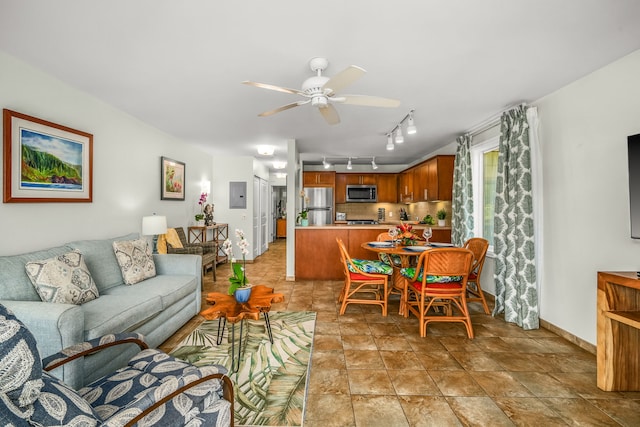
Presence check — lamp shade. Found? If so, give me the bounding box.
[142,215,167,235]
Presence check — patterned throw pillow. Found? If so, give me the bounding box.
[112,239,156,285]
[0,303,44,410]
[25,250,100,305]
[348,259,393,275]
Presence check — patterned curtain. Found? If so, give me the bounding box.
[451,134,474,246]
[493,105,539,329]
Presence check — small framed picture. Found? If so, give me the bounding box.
[161,156,185,200]
[3,109,93,203]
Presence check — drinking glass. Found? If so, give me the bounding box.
[422,227,432,244]
[388,227,398,246]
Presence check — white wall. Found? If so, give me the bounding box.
[0,52,213,255]
[534,49,640,344]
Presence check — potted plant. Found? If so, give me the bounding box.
[297,209,309,226]
[194,192,207,225]
[437,208,447,226]
[222,229,252,302]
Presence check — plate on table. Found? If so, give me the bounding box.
[430,243,455,248]
[403,246,430,252]
[368,241,394,248]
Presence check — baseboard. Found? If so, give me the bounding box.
[286,276,295,281]
[484,293,596,355]
[539,318,596,355]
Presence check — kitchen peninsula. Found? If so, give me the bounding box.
[295,224,451,280]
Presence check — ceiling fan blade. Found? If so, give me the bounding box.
[333,94,401,108]
[319,104,340,125]
[258,100,309,117]
[243,81,305,96]
[322,65,366,95]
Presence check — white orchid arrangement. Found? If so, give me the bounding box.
[222,228,250,295]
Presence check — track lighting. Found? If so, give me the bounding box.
[406,112,417,135]
[347,157,353,170]
[386,109,416,147]
[386,134,394,151]
[395,127,404,144]
[322,157,331,169]
[371,157,378,170]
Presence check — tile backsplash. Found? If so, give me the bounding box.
[336,201,452,224]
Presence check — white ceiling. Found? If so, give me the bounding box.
[2,1,640,171]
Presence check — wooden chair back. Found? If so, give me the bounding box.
[463,237,489,275]
[410,248,474,286]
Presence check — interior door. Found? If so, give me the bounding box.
[253,176,260,257]
[260,178,268,253]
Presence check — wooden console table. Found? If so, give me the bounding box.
[597,271,640,391]
[188,223,229,265]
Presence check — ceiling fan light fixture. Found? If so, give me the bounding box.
[257,145,275,156]
[371,157,378,170]
[395,127,404,144]
[406,114,417,135]
[347,157,353,170]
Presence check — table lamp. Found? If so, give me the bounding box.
[142,214,167,254]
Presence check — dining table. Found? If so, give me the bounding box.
[361,240,456,315]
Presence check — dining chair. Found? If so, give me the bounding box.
[463,237,490,314]
[336,237,392,316]
[400,248,475,338]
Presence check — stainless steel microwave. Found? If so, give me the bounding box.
[346,185,377,202]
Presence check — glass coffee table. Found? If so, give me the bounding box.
[200,285,284,372]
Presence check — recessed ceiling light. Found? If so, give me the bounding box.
[257,145,275,156]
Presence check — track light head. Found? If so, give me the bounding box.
[386,134,394,151]
[347,157,352,170]
[322,157,331,169]
[406,114,417,135]
[395,126,404,144]
[371,157,378,170]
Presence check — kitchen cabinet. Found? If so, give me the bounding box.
[425,155,455,201]
[344,173,376,185]
[335,174,347,203]
[413,162,429,202]
[398,170,414,203]
[376,174,398,203]
[303,171,335,187]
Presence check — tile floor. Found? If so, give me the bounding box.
[160,239,640,427]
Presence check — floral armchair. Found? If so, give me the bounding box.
[0,303,233,426]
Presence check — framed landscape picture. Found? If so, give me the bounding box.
[161,156,185,200]
[3,109,93,203]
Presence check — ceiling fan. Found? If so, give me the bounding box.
[242,57,400,125]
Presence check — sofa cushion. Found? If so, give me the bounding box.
[112,239,156,285]
[0,304,44,409]
[25,250,99,305]
[80,294,163,341]
[0,245,71,301]
[67,233,138,293]
[106,274,197,310]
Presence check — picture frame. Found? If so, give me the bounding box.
[3,109,93,203]
[161,156,185,200]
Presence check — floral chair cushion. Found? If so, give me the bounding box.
[400,267,463,284]
[348,259,393,275]
[378,253,403,267]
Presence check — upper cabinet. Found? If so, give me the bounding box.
[303,171,335,187]
[376,174,398,203]
[411,155,455,201]
[344,174,376,185]
[398,170,415,203]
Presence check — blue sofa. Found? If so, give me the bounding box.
[0,233,202,389]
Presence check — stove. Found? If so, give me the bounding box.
[347,219,378,225]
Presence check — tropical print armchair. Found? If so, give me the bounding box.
[0,303,234,427]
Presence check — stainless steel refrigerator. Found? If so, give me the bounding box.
[303,187,333,225]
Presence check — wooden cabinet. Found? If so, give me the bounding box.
[335,174,347,203]
[597,271,640,391]
[413,163,429,202]
[276,219,287,238]
[376,174,398,203]
[344,173,376,185]
[303,171,335,187]
[398,170,414,203]
[425,155,455,201]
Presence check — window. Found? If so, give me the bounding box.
[471,136,499,249]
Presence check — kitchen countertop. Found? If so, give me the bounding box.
[296,223,451,230]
